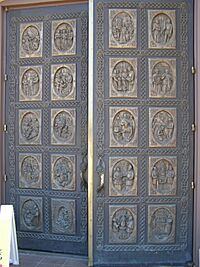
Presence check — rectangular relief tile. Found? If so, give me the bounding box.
[149,108,176,147]
[109,58,137,98]
[52,19,76,56]
[19,109,42,145]
[20,196,43,232]
[51,198,76,235]
[19,66,43,101]
[19,153,42,189]
[51,154,76,191]
[51,64,76,101]
[19,22,43,58]
[51,109,76,145]
[109,9,137,48]
[148,10,176,49]
[109,107,138,147]
[149,156,177,196]
[109,205,137,243]
[148,205,176,244]
[109,157,137,196]
[149,58,176,98]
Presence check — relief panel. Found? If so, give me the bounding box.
[148,10,176,49]
[19,109,42,145]
[52,19,76,56]
[109,9,137,48]
[51,64,76,101]
[19,66,43,101]
[149,157,177,196]
[19,153,42,189]
[51,198,76,235]
[51,154,75,191]
[109,205,137,243]
[51,109,76,145]
[110,107,138,147]
[109,157,137,196]
[109,58,137,98]
[148,205,176,244]
[19,22,43,58]
[20,196,43,232]
[149,108,176,147]
[149,58,176,98]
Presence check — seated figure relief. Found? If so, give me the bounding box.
[21,68,40,97]
[21,112,40,141]
[112,159,135,194]
[21,199,41,230]
[53,111,74,142]
[112,11,135,45]
[53,157,73,189]
[151,13,173,45]
[152,110,174,145]
[112,61,135,93]
[54,22,74,52]
[54,67,73,98]
[22,25,40,54]
[21,156,40,186]
[55,205,73,233]
[113,110,136,145]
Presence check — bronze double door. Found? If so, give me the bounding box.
[5,0,194,266]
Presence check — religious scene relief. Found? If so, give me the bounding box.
[19,110,41,145]
[149,59,176,98]
[20,197,43,232]
[51,155,75,191]
[109,157,137,196]
[149,108,176,147]
[109,205,137,243]
[110,58,137,98]
[20,23,43,58]
[110,107,138,147]
[19,66,42,101]
[148,205,176,243]
[148,10,176,49]
[109,9,137,48]
[51,109,76,145]
[52,19,76,56]
[149,157,177,195]
[19,154,42,189]
[51,64,76,101]
[51,199,76,235]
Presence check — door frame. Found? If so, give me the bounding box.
[0,0,200,266]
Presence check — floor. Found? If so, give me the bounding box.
[11,250,88,267]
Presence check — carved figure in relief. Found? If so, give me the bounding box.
[21,156,40,185]
[151,14,173,45]
[152,110,174,145]
[152,62,173,96]
[55,206,73,233]
[53,157,73,188]
[54,67,73,97]
[22,26,40,54]
[112,61,135,93]
[112,160,135,194]
[112,12,134,45]
[22,68,40,97]
[150,208,173,241]
[22,199,40,230]
[151,159,175,194]
[54,23,74,52]
[21,112,39,141]
[112,208,134,240]
[113,110,136,145]
[53,111,74,142]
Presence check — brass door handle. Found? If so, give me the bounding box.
[96,157,105,192]
[80,153,88,190]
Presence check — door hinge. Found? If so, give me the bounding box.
[3,124,7,132]
[192,123,196,132]
[191,181,195,190]
[191,66,196,75]
[3,174,7,182]
[4,74,8,81]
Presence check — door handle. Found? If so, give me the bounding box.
[80,153,88,190]
[96,157,105,192]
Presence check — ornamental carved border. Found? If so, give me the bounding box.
[96,1,190,252]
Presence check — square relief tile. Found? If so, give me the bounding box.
[109,58,137,98]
